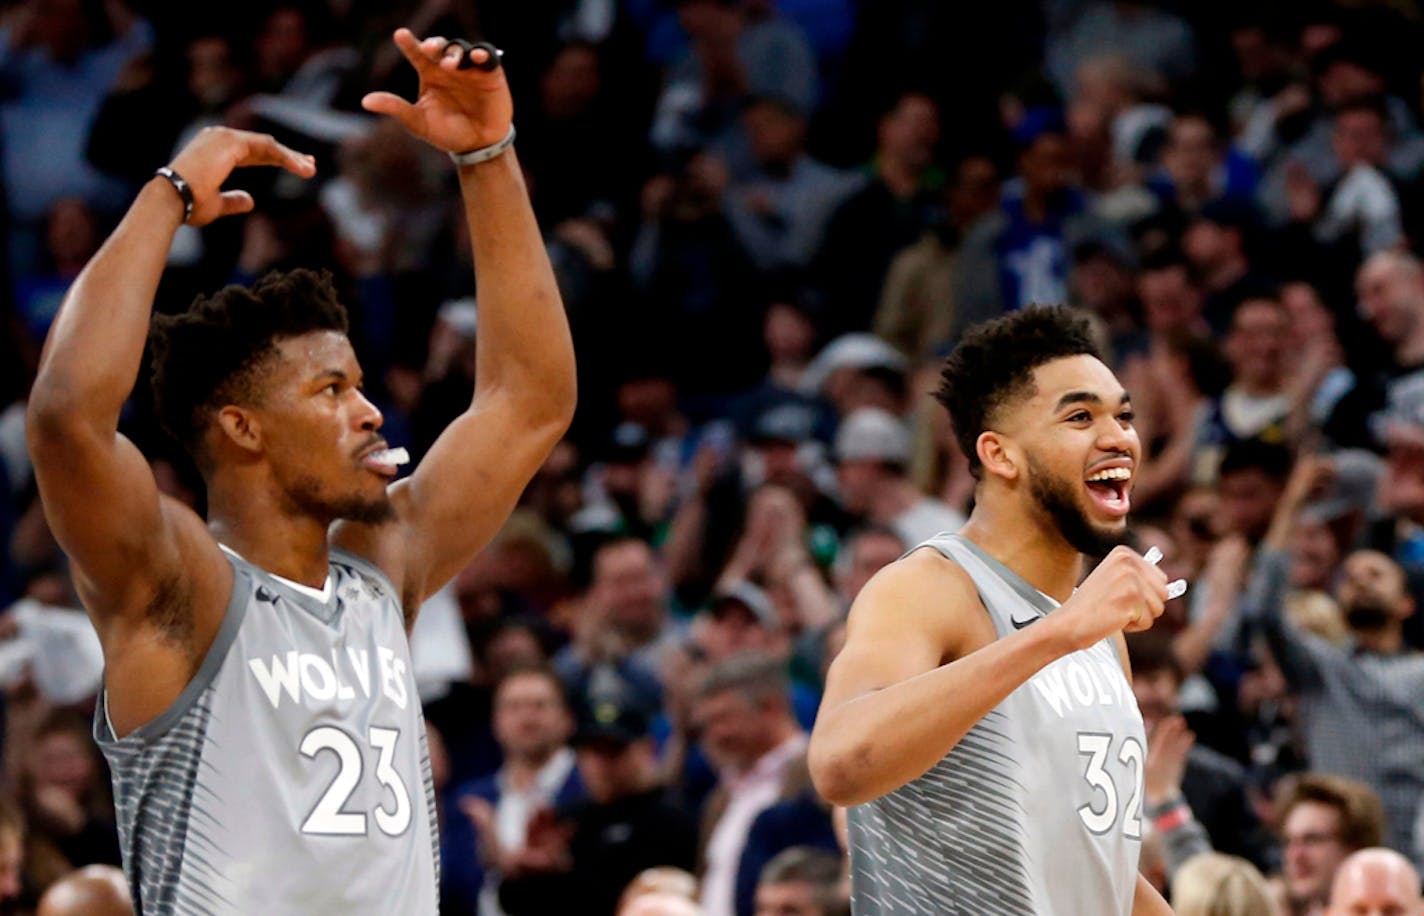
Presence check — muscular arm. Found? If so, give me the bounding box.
[26,129,315,730]
[26,181,191,620]
[27,131,314,625]
[337,31,575,615]
[809,551,1075,806]
[811,544,1166,807]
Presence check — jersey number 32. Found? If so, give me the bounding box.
[1075,731,1144,839]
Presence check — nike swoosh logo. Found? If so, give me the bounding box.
[1011,615,1039,629]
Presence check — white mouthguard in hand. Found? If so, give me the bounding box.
[1167,579,1187,600]
[1144,546,1163,566]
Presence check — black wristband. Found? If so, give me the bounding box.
[154,167,194,223]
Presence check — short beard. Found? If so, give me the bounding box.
[1027,455,1126,559]
[290,476,396,526]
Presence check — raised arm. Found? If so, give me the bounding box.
[810,545,1166,806]
[338,31,575,612]
[1241,453,1334,689]
[26,130,315,625]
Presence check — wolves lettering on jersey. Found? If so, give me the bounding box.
[247,646,409,710]
[1029,654,1129,717]
[847,533,1144,916]
[97,550,440,916]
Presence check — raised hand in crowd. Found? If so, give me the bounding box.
[1144,715,1196,810]
[1173,534,1251,676]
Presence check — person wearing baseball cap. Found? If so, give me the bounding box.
[497,696,698,915]
[833,408,964,546]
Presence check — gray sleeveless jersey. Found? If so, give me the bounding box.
[847,534,1146,915]
[95,549,439,915]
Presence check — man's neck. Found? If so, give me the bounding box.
[1354,624,1405,655]
[617,615,664,650]
[738,723,800,776]
[208,486,333,588]
[1395,325,1424,368]
[959,498,1084,602]
[879,157,921,199]
[505,747,561,791]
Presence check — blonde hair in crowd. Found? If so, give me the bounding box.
[1171,852,1280,916]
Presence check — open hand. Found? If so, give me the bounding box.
[1144,715,1195,805]
[166,127,316,227]
[362,28,513,154]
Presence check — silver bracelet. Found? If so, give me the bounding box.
[449,125,516,167]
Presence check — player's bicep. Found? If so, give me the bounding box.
[29,424,187,615]
[820,553,974,715]
[370,397,564,605]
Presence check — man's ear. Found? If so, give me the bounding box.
[977,431,1020,483]
[216,406,262,456]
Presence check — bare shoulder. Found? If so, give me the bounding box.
[847,547,987,651]
[96,496,234,736]
[823,548,992,710]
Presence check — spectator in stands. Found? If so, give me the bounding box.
[1151,113,1261,229]
[555,538,678,713]
[17,710,119,891]
[1247,452,1424,857]
[1356,251,1424,445]
[1325,847,1422,916]
[872,153,1000,359]
[1279,98,1409,272]
[1192,296,1294,478]
[1171,852,1279,916]
[955,108,1111,330]
[813,92,942,336]
[1180,199,1273,334]
[1216,440,1292,543]
[1045,0,1196,99]
[499,699,699,915]
[832,408,963,547]
[1275,774,1385,916]
[11,197,100,347]
[696,653,810,916]
[1128,632,1275,870]
[752,846,847,916]
[0,0,152,269]
[649,0,817,167]
[445,666,584,916]
[723,96,862,273]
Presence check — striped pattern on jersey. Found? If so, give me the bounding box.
[847,534,1145,915]
[96,548,440,915]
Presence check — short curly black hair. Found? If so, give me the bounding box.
[149,268,349,465]
[935,306,1104,478]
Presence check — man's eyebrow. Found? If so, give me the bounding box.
[311,369,349,384]
[1059,390,1133,413]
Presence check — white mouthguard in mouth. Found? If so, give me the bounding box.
[369,447,410,466]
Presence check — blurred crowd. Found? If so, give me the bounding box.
[6,0,1424,914]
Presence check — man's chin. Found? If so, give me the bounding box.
[320,493,396,526]
[341,498,396,525]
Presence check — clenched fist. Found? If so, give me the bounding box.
[1050,546,1168,651]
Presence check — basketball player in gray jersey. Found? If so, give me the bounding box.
[26,29,574,915]
[811,308,1175,915]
